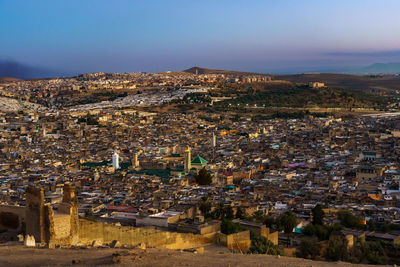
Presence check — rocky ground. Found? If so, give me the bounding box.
[0,245,385,267]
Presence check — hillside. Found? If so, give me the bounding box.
[211,83,388,110]
[0,246,381,267]
[184,67,268,76]
[183,67,399,92]
[273,73,400,92]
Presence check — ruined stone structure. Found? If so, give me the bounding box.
[24,183,79,245]
[1,185,240,250]
[25,186,46,242]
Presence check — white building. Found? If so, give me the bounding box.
[112,152,120,170]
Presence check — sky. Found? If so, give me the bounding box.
[1,0,400,77]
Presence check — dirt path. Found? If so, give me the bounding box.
[0,245,383,267]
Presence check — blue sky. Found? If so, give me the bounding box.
[1,0,400,75]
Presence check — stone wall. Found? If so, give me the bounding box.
[79,219,216,249]
[261,228,278,246]
[198,223,220,235]
[238,222,278,245]
[0,205,26,232]
[216,231,251,252]
[53,214,71,240]
[46,184,79,245]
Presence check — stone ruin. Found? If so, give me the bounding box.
[25,183,79,246]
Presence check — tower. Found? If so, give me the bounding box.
[93,168,100,181]
[184,147,191,173]
[25,186,46,242]
[112,152,120,170]
[211,132,216,147]
[132,152,139,168]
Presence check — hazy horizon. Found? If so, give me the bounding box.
[1,0,400,78]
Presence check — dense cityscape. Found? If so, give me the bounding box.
[0,69,400,265]
[2,0,400,266]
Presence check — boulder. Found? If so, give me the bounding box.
[110,240,121,248]
[91,240,103,248]
[17,234,24,242]
[48,240,56,249]
[195,247,204,254]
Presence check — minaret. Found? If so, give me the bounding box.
[94,168,100,181]
[184,147,191,173]
[112,151,120,170]
[132,152,139,168]
[211,132,216,147]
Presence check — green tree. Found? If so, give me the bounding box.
[280,211,297,234]
[296,238,321,259]
[221,219,243,235]
[303,223,330,241]
[280,211,297,247]
[325,235,348,261]
[236,207,244,219]
[263,216,278,230]
[250,234,284,255]
[337,210,362,229]
[194,168,212,185]
[199,197,211,215]
[365,241,388,265]
[213,202,225,219]
[312,204,325,225]
[252,210,265,223]
[224,205,234,220]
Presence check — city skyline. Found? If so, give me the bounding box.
[1,0,400,77]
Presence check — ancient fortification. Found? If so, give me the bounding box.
[0,184,274,250]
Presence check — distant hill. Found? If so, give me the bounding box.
[0,59,58,79]
[214,83,388,110]
[183,67,268,76]
[0,77,22,82]
[183,67,400,92]
[357,63,400,74]
[273,73,400,92]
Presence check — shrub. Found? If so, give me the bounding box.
[296,238,321,259]
[250,234,285,255]
[221,219,244,235]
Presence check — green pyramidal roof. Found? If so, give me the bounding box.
[191,155,208,165]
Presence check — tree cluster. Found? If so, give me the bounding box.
[194,168,213,185]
